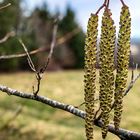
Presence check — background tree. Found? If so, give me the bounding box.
[0,0,21,71]
[0,2,85,71]
[59,6,85,68]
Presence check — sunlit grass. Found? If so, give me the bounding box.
[0,70,140,140]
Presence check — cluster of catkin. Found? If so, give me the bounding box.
[84,14,98,140]
[84,5,131,140]
[99,9,116,139]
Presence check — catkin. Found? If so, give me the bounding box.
[84,14,98,140]
[114,6,131,130]
[99,9,116,139]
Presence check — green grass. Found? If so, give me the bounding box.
[0,70,140,140]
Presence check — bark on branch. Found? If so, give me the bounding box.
[0,85,140,140]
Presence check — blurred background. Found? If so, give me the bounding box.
[0,0,140,71]
[0,0,140,140]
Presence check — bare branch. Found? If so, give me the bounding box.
[19,39,36,72]
[120,0,126,6]
[17,21,58,96]
[0,31,15,44]
[124,72,140,96]
[0,3,11,10]
[75,102,85,108]
[0,28,80,60]
[33,22,58,96]
[18,39,41,95]
[40,22,58,73]
[32,72,42,96]
[0,47,44,59]
[57,28,80,45]
[131,68,134,82]
[31,20,58,96]
[0,85,140,140]
[95,0,107,15]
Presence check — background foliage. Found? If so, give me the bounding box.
[0,0,85,71]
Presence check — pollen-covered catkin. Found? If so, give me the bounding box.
[99,9,116,139]
[84,14,98,140]
[114,6,131,130]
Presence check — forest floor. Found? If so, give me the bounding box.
[0,70,140,140]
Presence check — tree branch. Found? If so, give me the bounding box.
[0,3,11,10]
[0,28,80,60]
[19,39,36,72]
[0,85,140,140]
[0,31,15,44]
[124,72,140,96]
[95,0,106,15]
[120,0,126,6]
[39,22,58,73]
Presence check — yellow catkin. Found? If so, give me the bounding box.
[114,6,131,130]
[84,14,98,140]
[99,9,116,139]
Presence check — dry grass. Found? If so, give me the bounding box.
[0,70,140,140]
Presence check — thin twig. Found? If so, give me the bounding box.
[95,0,107,15]
[40,22,58,73]
[0,28,80,60]
[124,72,140,96]
[120,0,126,6]
[18,39,41,95]
[106,0,110,9]
[18,39,36,72]
[33,21,58,96]
[0,47,45,59]
[131,67,134,82]
[130,51,135,81]
[0,31,15,44]
[75,102,85,108]
[19,39,40,95]
[18,21,58,96]
[0,3,11,10]
[33,72,42,96]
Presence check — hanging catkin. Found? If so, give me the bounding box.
[99,9,116,139]
[114,5,131,130]
[84,14,98,140]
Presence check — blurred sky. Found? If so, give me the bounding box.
[23,0,140,38]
